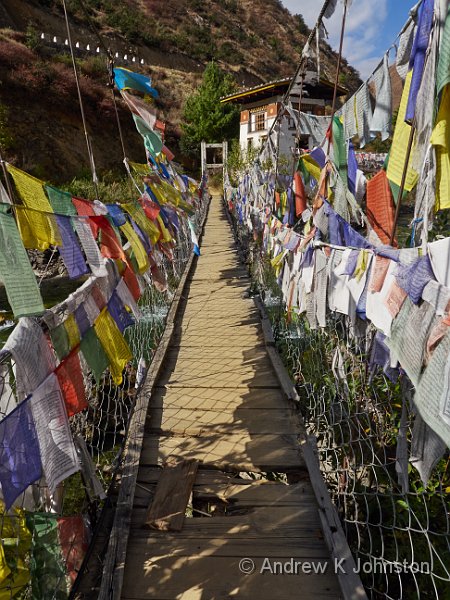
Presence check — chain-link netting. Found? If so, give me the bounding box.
[226,199,450,600]
[0,193,208,599]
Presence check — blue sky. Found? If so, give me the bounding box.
[280,0,416,79]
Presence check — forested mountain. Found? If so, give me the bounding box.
[0,0,361,180]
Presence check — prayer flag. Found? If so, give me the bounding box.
[57,516,89,583]
[366,170,397,246]
[94,309,132,385]
[45,185,77,216]
[113,67,159,98]
[56,216,89,279]
[56,350,87,417]
[133,114,163,158]
[430,85,450,210]
[107,290,135,333]
[29,373,80,494]
[120,221,150,274]
[80,327,109,384]
[293,172,307,217]
[7,165,61,250]
[386,71,418,192]
[64,314,81,350]
[0,398,42,509]
[26,513,68,599]
[0,206,44,318]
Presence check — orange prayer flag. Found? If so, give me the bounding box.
[294,172,307,217]
[366,170,397,246]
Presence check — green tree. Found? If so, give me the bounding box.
[180,62,240,158]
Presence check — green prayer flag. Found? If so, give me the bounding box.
[45,185,77,217]
[80,327,109,383]
[332,116,348,187]
[133,114,163,158]
[0,206,45,318]
[50,323,70,360]
[25,513,68,600]
[436,4,450,97]
[297,158,310,185]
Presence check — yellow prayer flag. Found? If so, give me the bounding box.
[300,155,322,183]
[0,503,31,596]
[128,161,150,176]
[430,84,450,210]
[156,214,172,244]
[122,202,160,245]
[270,251,286,277]
[281,191,287,214]
[120,221,150,274]
[7,165,62,249]
[354,250,369,283]
[94,308,132,385]
[64,313,80,350]
[0,545,11,587]
[386,71,418,193]
[155,180,183,207]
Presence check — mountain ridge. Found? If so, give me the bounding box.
[0,0,361,181]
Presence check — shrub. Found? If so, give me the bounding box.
[0,103,13,151]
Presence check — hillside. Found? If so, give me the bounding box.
[0,0,361,182]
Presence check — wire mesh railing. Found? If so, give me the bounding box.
[225,196,450,600]
[0,190,208,599]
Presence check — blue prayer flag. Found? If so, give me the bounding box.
[0,398,42,509]
[56,216,90,280]
[107,291,135,333]
[113,68,159,98]
[347,142,358,196]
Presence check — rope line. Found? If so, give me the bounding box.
[62,0,100,199]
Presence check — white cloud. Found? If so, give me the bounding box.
[281,0,388,79]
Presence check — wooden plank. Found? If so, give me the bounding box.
[137,467,260,486]
[133,480,317,507]
[131,506,325,535]
[125,536,330,558]
[145,407,297,436]
[171,332,266,347]
[148,386,293,411]
[162,351,275,374]
[159,365,280,389]
[140,433,305,471]
[165,345,268,360]
[121,556,340,600]
[144,458,199,531]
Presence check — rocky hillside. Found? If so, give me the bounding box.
[0,0,361,182]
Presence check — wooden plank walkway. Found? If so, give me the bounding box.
[120,197,343,599]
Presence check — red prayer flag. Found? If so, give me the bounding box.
[123,265,141,300]
[72,197,99,237]
[57,516,89,583]
[162,145,175,161]
[294,172,307,217]
[140,196,160,221]
[89,216,125,260]
[366,170,397,246]
[56,350,87,417]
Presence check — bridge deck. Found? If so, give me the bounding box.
[121,197,341,599]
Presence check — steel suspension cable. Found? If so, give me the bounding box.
[62,0,100,199]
